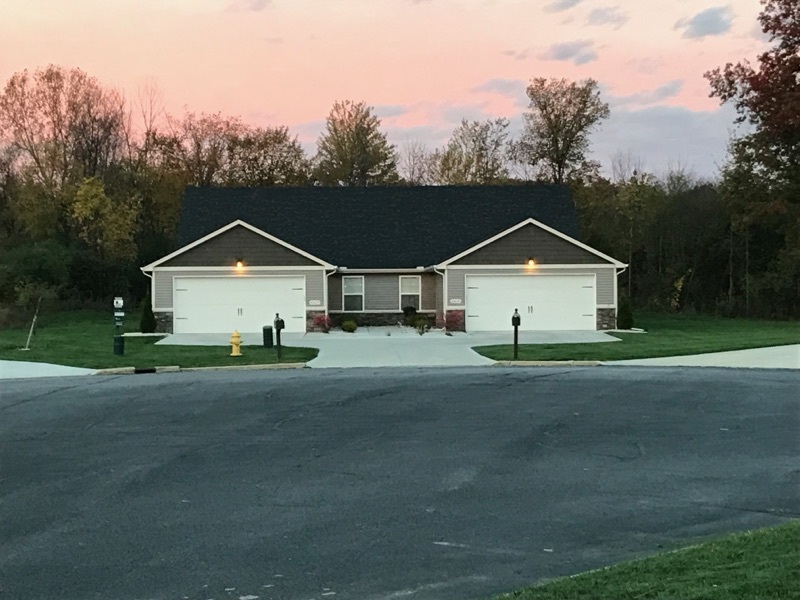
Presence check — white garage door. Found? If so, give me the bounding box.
[173,276,306,333]
[465,274,596,331]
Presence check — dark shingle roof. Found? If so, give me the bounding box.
[176,185,581,269]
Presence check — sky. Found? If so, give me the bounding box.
[1,0,770,180]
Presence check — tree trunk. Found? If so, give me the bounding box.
[728,229,734,310]
[745,232,750,316]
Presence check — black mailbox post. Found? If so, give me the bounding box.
[274,313,285,359]
[512,308,521,360]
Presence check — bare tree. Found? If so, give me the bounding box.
[610,150,646,184]
[398,140,432,185]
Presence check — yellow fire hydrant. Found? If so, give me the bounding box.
[229,329,242,357]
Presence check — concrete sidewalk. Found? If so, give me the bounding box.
[0,360,97,379]
[156,328,619,368]
[607,344,800,369]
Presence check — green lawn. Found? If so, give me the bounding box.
[0,310,318,369]
[475,313,800,362]
[497,521,800,600]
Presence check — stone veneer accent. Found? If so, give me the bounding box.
[445,309,466,332]
[154,311,173,334]
[596,308,616,330]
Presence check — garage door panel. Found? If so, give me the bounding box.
[174,276,306,333]
[466,274,596,331]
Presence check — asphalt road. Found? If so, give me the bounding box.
[1,367,798,600]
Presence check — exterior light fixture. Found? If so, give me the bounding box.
[235,259,244,270]
[526,258,536,267]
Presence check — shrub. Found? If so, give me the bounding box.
[341,319,358,333]
[139,292,157,333]
[413,314,429,335]
[402,305,417,318]
[445,310,465,332]
[618,296,634,329]
[313,313,333,332]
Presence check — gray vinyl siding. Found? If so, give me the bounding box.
[452,223,614,265]
[328,273,440,312]
[329,276,342,311]
[421,273,439,311]
[161,225,319,267]
[446,267,616,306]
[152,268,325,310]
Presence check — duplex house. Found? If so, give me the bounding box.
[141,185,626,334]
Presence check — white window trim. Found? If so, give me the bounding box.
[342,275,365,312]
[399,275,422,310]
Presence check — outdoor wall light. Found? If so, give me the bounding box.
[235,259,245,270]
[526,257,536,267]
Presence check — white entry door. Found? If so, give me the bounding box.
[465,274,596,331]
[173,276,306,333]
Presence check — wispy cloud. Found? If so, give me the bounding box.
[373,104,409,118]
[674,6,734,39]
[501,48,531,61]
[544,0,583,13]
[227,0,271,11]
[471,78,527,99]
[540,40,598,65]
[612,80,685,106]
[586,6,628,29]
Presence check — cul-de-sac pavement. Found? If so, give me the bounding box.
[1,366,798,600]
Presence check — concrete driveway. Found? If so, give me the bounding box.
[156,327,620,368]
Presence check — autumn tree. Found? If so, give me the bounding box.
[0,65,127,192]
[154,110,245,186]
[69,177,139,262]
[314,100,398,186]
[221,126,310,186]
[429,118,510,185]
[705,0,800,316]
[512,77,610,184]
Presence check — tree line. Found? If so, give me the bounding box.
[0,0,796,320]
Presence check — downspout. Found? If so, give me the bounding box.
[140,268,154,306]
[324,267,338,316]
[433,266,446,327]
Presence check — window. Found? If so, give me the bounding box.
[342,276,364,311]
[399,276,421,310]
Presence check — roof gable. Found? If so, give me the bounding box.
[167,185,614,269]
[142,220,333,270]
[442,218,625,267]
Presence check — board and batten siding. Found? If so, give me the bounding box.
[161,225,319,268]
[451,223,610,265]
[446,267,616,307]
[329,273,441,311]
[152,268,325,310]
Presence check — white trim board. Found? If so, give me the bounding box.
[445,263,618,270]
[152,265,326,272]
[141,220,336,271]
[436,218,627,268]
